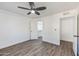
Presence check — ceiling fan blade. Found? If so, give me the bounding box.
[18,6,31,10]
[35,7,46,11]
[35,11,40,15]
[29,2,35,9]
[27,12,31,15]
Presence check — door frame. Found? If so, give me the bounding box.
[60,16,74,42]
[60,16,77,55]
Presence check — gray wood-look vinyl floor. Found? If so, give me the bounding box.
[0,39,74,56]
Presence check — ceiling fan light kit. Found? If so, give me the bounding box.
[31,10,35,14]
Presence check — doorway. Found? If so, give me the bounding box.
[60,16,78,55]
[37,20,43,40]
[60,17,74,42]
[30,20,43,40]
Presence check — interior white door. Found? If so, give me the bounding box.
[60,17,73,42]
[30,20,38,39]
[73,16,77,56]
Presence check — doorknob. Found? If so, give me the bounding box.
[73,35,79,37]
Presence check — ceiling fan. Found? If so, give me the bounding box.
[18,2,46,15]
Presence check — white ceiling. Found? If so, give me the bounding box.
[0,2,79,18]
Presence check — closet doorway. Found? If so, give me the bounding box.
[60,17,74,42]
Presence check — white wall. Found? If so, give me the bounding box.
[37,9,78,46]
[0,9,31,49]
[38,15,60,45]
